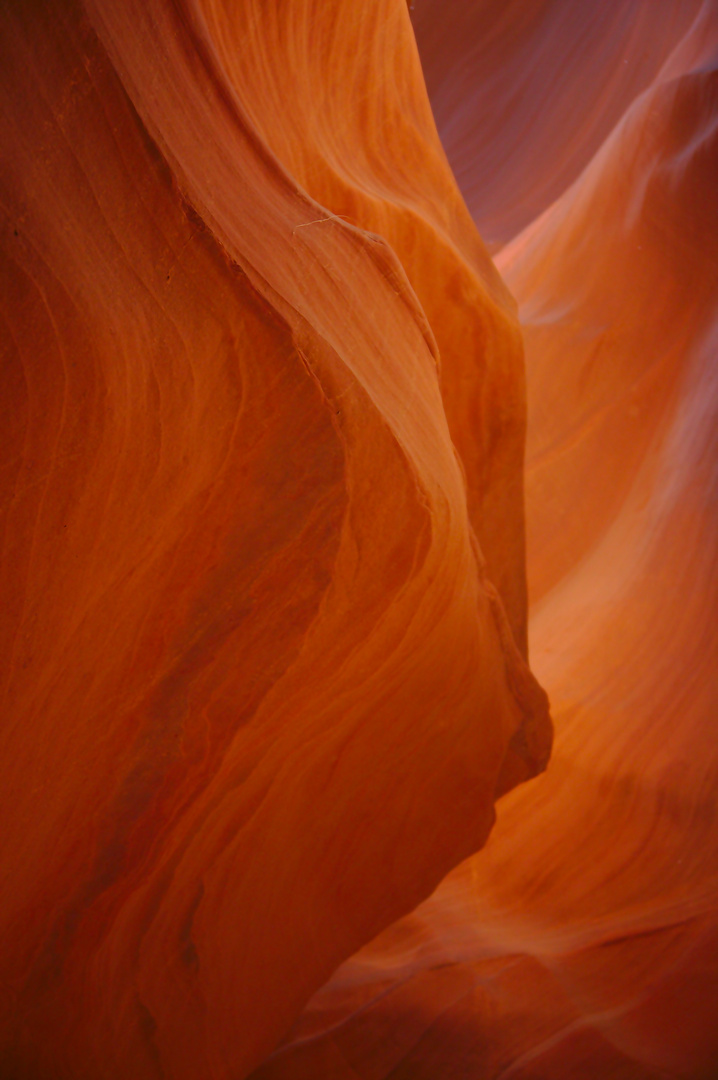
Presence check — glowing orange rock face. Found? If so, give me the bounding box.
[0,1,549,1078]
[247,4,718,1078]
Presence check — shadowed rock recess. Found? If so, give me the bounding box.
[3,1,716,1078]
[0,1,550,1078]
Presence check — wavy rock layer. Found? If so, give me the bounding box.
[249,4,718,1078]
[0,1,549,1078]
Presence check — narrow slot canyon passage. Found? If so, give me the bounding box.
[1,2,716,1078]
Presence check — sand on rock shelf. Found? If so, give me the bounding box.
[0,2,550,1078]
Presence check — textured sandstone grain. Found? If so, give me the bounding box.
[249,5,718,1077]
[0,2,549,1077]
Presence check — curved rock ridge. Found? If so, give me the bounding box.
[0,1,549,1078]
[249,5,718,1078]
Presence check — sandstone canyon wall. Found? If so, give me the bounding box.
[0,2,550,1078]
[2,0,716,1077]
[411,0,707,246]
[247,3,718,1078]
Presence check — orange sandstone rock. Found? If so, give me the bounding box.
[250,4,718,1077]
[0,1,549,1077]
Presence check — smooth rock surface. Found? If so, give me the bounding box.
[249,4,718,1078]
[0,2,549,1077]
